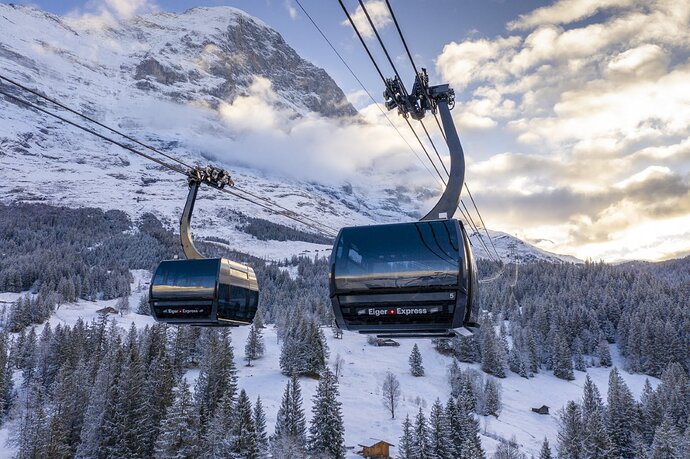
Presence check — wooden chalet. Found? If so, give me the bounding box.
[357,440,394,458]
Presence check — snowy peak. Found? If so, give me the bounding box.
[0,3,356,118]
[468,230,582,264]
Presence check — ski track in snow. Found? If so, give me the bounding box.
[0,270,660,458]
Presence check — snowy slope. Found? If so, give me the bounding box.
[0,270,657,458]
[0,4,577,265]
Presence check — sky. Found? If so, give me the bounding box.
[8,0,690,262]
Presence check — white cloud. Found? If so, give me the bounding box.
[508,0,639,30]
[284,0,298,20]
[435,0,690,260]
[68,0,157,24]
[341,0,392,39]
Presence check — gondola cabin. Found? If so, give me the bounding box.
[150,257,259,326]
[329,219,477,335]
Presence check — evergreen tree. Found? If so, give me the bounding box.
[254,396,269,452]
[508,345,528,378]
[650,416,681,459]
[539,437,552,459]
[483,377,502,417]
[233,389,259,458]
[606,368,637,458]
[428,398,451,459]
[195,329,238,431]
[557,401,583,459]
[308,368,345,459]
[481,326,507,378]
[597,340,612,367]
[244,323,265,366]
[409,343,425,377]
[273,375,306,452]
[458,399,485,459]
[552,336,574,381]
[398,414,415,459]
[202,390,235,458]
[412,407,431,459]
[154,378,200,459]
[572,337,586,372]
[581,375,611,458]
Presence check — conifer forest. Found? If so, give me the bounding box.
[0,203,687,458]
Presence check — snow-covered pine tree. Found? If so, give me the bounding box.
[428,398,451,459]
[483,377,502,417]
[481,325,507,378]
[272,375,307,453]
[640,378,661,445]
[16,382,49,459]
[154,378,200,459]
[606,368,638,458]
[398,414,414,459]
[195,328,238,431]
[458,398,485,459]
[581,375,611,458]
[308,368,345,459]
[572,337,586,372]
[552,335,575,380]
[409,343,425,377]
[382,371,401,419]
[526,332,540,374]
[444,398,462,458]
[254,396,269,452]
[650,416,681,459]
[557,401,583,459]
[508,345,528,378]
[202,390,235,457]
[598,339,612,367]
[245,323,265,366]
[539,437,552,459]
[458,372,478,414]
[233,389,259,458]
[412,407,431,459]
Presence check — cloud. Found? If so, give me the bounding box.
[284,0,298,20]
[508,0,640,30]
[138,77,431,191]
[67,0,157,25]
[434,0,690,260]
[341,0,392,39]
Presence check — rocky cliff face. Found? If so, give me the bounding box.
[0,4,355,118]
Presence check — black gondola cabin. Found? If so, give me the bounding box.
[150,257,259,326]
[329,219,477,335]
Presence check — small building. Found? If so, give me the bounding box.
[357,440,394,459]
[376,338,400,347]
[532,405,550,415]
[96,306,118,315]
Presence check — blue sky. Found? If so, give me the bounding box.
[7,0,690,261]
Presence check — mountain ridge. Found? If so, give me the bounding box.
[0,3,579,264]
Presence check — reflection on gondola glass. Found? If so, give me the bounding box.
[334,220,461,291]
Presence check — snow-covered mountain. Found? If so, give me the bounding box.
[0,3,578,264]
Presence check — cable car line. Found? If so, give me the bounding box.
[376,0,503,266]
[338,0,495,262]
[294,0,443,188]
[0,74,195,171]
[0,83,338,238]
[0,86,187,174]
